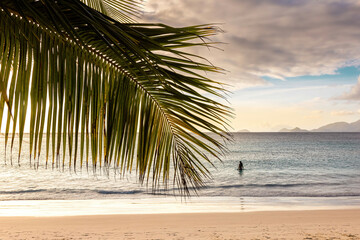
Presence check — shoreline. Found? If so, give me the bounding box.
[1,197,360,217]
[0,209,359,239]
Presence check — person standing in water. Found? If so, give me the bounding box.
[238,161,244,171]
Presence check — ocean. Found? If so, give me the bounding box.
[0,133,360,216]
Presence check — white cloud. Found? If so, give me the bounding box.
[337,76,360,100]
[143,0,360,89]
[331,110,358,116]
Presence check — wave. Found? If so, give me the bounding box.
[1,190,360,200]
[0,189,45,194]
[96,190,143,195]
[227,193,360,198]
[0,188,145,196]
[0,181,359,200]
[188,182,344,190]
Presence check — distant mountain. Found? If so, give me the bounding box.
[237,129,250,132]
[277,119,360,133]
[312,119,360,132]
[279,127,309,132]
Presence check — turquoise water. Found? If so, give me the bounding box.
[0,133,359,215]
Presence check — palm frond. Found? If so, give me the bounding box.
[0,0,232,195]
[79,0,143,22]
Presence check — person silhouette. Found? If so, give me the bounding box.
[238,161,244,171]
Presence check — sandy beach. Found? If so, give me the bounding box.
[0,209,359,239]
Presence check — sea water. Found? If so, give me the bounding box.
[0,133,359,216]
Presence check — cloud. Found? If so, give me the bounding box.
[303,110,324,121]
[143,0,360,89]
[331,110,359,116]
[337,76,360,100]
[311,110,324,115]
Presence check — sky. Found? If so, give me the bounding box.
[143,0,360,131]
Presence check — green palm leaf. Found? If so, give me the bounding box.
[0,0,232,195]
[79,0,142,22]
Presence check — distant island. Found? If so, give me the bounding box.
[279,127,309,132]
[236,119,360,133]
[279,119,360,132]
[237,129,250,132]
